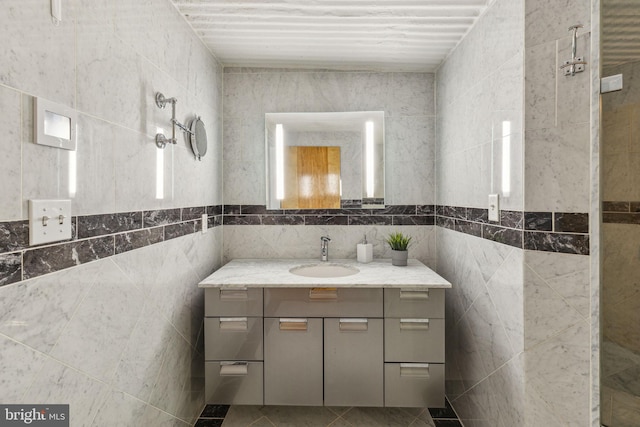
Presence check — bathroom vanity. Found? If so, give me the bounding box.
[198,259,451,408]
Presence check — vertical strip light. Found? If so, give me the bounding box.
[365,121,374,198]
[501,121,511,197]
[276,124,284,200]
[68,150,77,197]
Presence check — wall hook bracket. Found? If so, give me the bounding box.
[560,24,587,77]
[154,92,193,149]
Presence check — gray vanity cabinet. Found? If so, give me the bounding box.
[324,318,384,407]
[264,317,324,405]
[204,288,264,405]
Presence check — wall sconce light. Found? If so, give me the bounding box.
[365,121,374,198]
[276,124,284,200]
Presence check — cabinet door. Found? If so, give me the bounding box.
[324,318,384,407]
[264,317,323,406]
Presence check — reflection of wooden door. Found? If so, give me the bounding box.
[282,146,341,209]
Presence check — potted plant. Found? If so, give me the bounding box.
[385,232,412,266]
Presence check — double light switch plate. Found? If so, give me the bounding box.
[29,199,72,246]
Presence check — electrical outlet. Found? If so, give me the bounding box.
[488,194,500,222]
[202,214,208,233]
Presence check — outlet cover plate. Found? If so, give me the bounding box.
[488,194,500,222]
[29,199,72,246]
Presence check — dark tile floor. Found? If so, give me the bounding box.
[194,398,463,427]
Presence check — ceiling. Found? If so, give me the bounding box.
[170,0,491,72]
[602,0,640,67]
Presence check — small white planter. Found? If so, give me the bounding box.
[391,249,408,266]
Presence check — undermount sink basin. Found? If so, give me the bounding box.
[289,263,360,278]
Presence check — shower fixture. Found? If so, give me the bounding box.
[560,24,588,77]
[154,92,192,149]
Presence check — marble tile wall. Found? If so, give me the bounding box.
[523,0,594,425]
[0,0,223,424]
[222,68,437,265]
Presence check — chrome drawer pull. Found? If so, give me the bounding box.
[220,361,248,376]
[400,318,430,331]
[220,287,249,300]
[219,317,248,331]
[400,363,430,378]
[279,318,308,331]
[399,289,429,300]
[309,287,338,300]
[339,318,368,331]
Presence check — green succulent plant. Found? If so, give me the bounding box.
[385,232,412,251]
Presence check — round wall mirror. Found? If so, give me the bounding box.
[189,117,207,160]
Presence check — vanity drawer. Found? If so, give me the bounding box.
[205,288,263,317]
[384,318,444,363]
[204,317,263,361]
[264,288,383,317]
[205,361,263,405]
[384,288,444,318]
[384,363,445,408]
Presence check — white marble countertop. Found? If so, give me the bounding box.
[198,258,451,289]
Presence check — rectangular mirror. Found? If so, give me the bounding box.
[265,111,385,210]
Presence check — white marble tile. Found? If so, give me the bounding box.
[488,354,525,427]
[524,123,590,212]
[525,321,591,426]
[0,334,46,403]
[73,114,117,215]
[524,384,564,427]
[0,0,76,106]
[485,250,525,354]
[525,251,590,319]
[140,404,192,427]
[91,389,148,426]
[525,0,591,47]
[556,33,592,127]
[602,108,632,155]
[0,261,101,354]
[27,358,108,426]
[523,263,584,348]
[0,86,22,221]
[111,303,172,402]
[50,260,145,383]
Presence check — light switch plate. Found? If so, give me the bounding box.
[488,194,500,222]
[601,74,623,93]
[29,199,72,246]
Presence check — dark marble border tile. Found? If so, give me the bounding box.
[554,213,589,233]
[524,212,553,231]
[223,215,261,226]
[0,252,22,286]
[341,199,362,209]
[436,216,455,230]
[182,206,205,221]
[261,215,304,225]
[199,405,230,418]
[631,202,640,213]
[242,205,276,215]
[602,212,640,225]
[348,216,393,226]
[455,220,482,238]
[223,205,241,215]
[23,236,114,280]
[194,419,223,427]
[207,205,223,216]
[142,208,181,227]
[115,228,164,254]
[483,224,522,248]
[433,420,463,427]
[0,220,29,253]
[77,212,142,239]
[466,207,488,223]
[377,205,416,215]
[417,205,436,215]
[428,397,457,419]
[393,215,435,225]
[603,201,629,212]
[500,210,523,229]
[165,222,197,240]
[304,216,349,226]
[208,215,223,229]
[524,232,590,255]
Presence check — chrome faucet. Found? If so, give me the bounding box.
[320,236,331,262]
